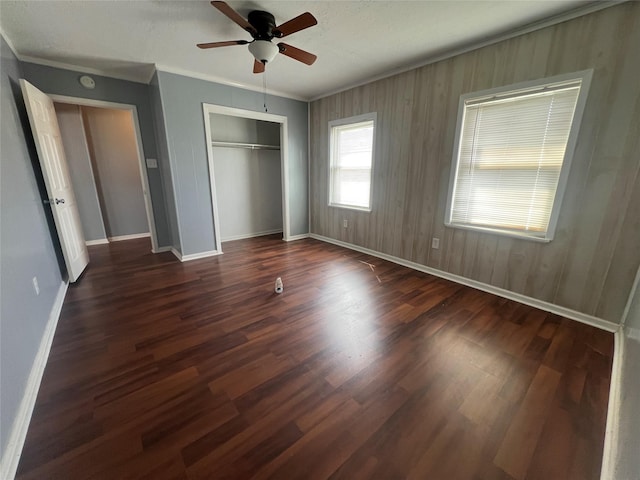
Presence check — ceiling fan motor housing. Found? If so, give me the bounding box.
[247,10,280,64]
[247,10,277,40]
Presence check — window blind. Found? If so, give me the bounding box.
[330,120,374,209]
[449,82,581,236]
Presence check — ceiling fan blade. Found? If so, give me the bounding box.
[253,60,265,74]
[277,43,317,65]
[210,1,256,35]
[197,40,249,49]
[274,12,317,38]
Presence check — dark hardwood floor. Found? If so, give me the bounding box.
[16,235,613,479]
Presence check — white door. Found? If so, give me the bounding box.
[20,79,89,282]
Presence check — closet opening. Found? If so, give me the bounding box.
[52,95,159,252]
[203,104,290,253]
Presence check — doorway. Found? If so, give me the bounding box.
[203,104,290,253]
[51,96,159,252]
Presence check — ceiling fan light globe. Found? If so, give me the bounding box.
[249,40,278,64]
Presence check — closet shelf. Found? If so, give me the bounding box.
[211,141,280,151]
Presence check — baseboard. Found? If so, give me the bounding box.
[221,229,283,242]
[309,234,619,333]
[152,246,172,254]
[285,233,310,242]
[107,233,150,242]
[600,327,625,480]
[85,238,108,246]
[171,247,222,262]
[0,280,68,480]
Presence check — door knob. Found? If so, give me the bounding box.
[55,198,65,204]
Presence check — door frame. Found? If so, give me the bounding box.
[50,94,160,252]
[202,104,290,253]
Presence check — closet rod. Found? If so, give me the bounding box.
[211,141,280,151]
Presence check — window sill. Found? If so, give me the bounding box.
[445,222,553,243]
[328,203,372,213]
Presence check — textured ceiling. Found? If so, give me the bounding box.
[0,1,602,100]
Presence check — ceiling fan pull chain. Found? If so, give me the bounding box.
[263,69,268,113]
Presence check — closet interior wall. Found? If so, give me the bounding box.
[209,114,283,242]
[54,103,106,242]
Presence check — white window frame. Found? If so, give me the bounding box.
[445,70,593,242]
[328,112,377,212]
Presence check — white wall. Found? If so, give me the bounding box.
[610,269,640,479]
[82,106,148,238]
[210,115,283,241]
[54,103,107,242]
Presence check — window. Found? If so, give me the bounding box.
[329,113,376,211]
[446,71,592,241]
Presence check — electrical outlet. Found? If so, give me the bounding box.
[431,237,440,249]
[32,276,40,296]
[343,219,348,228]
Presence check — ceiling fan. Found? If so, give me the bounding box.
[197,1,318,74]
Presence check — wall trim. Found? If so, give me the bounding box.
[307,105,312,235]
[221,229,283,243]
[19,55,152,85]
[600,327,625,480]
[87,235,156,246]
[107,233,150,242]
[152,246,172,254]
[309,233,619,333]
[171,247,222,262]
[155,65,306,102]
[0,281,68,480]
[85,238,109,246]
[285,234,310,242]
[0,29,20,59]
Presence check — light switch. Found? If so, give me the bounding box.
[146,158,158,169]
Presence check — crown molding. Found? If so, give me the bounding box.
[0,28,20,58]
[309,0,626,102]
[154,64,307,102]
[16,55,152,84]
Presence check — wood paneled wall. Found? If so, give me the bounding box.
[310,3,640,323]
